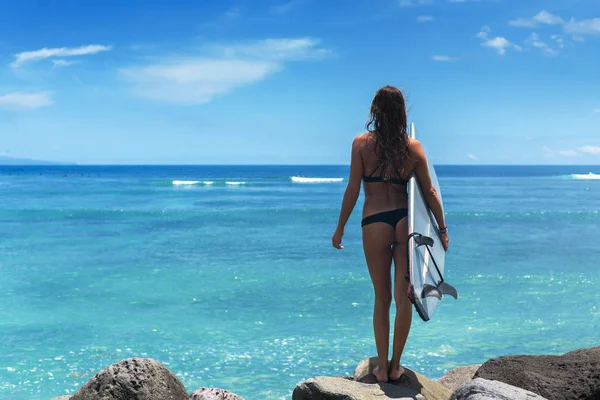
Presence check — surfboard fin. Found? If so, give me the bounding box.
[422,282,459,300]
[422,284,442,300]
[438,282,458,299]
[414,234,434,247]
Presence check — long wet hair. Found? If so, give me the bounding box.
[365,85,410,179]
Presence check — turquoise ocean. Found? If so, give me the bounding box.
[1,165,599,399]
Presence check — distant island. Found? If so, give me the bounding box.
[0,156,76,166]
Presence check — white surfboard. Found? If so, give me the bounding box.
[407,123,457,322]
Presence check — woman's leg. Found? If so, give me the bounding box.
[390,216,412,380]
[362,222,394,382]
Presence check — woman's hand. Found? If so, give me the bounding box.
[332,228,344,249]
[441,231,449,251]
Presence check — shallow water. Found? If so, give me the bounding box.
[0,165,599,399]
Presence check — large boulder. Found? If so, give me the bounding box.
[450,378,548,400]
[438,365,481,391]
[70,358,189,400]
[474,346,600,400]
[353,357,452,400]
[292,376,426,400]
[189,388,244,400]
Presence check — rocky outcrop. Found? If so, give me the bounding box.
[50,358,246,400]
[292,376,426,400]
[474,346,600,400]
[438,365,481,391]
[293,356,453,400]
[353,357,452,400]
[450,378,548,400]
[189,388,244,400]
[47,345,600,400]
[70,358,189,400]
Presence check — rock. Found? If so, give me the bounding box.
[292,376,426,400]
[450,378,548,400]
[474,346,600,400]
[70,358,188,400]
[438,365,481,391]
[353,357,452,400]
[189,388,244,400]
[51,397,73,400]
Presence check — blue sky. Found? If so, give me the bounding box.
[0,0,599,165]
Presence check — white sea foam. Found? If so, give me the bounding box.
[570,173,600,180]
[291,176,344,183]
[172,180,216,186]
[172,180,200,185]
[225,181,246,185]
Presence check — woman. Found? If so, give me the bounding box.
[332,85,449,383]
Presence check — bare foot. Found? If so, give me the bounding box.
[389,366,405,381]
[373,365,389,383]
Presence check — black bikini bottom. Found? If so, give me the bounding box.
[361,208,408,228]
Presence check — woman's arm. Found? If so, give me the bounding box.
[332,136,364,249]
[411,139,449,250]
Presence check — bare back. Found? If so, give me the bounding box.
[357,133,418,219]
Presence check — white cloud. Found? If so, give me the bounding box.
[399,0,433,7]
[11,44,112,69]
[534,11,564,25]
[525,33,558,56]
[564,18,600,35]
[468,154,478,160]
[476,25,491,39]
[551,35,566,49]
[431,55,459,61]
[557,149,578,157]
[0,92,53,109]
[508,12,599,38]
[209,38,330,61]
[417,15,435,22]
[543,146,581,157]
[509,11,564,28]
[271,0,303,14]
[52,59,77,67]
[580,145,600,155]
[477,27,521,55]
[509,18,536,28]
[200,7,241,28]
[484,38,521,55]
[120,38,329,105]
[121,60,277,104]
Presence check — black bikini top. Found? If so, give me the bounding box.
[363,163,408,186]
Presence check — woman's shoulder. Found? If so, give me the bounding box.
[408,137,424,152]
[407,137,420,146]
[407,137,427,163]
[355,132,372,140]
[352,132,371,147]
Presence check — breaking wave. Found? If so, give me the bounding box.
[291,176,344,183]
[564,173,600,180]
[172,180,215,186]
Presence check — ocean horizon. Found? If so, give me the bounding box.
[1,164,599,399]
